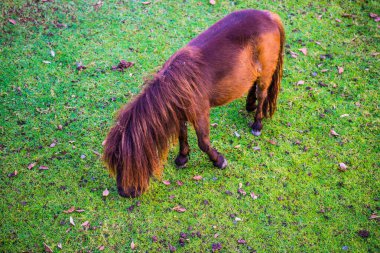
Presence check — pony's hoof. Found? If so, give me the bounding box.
[118,187,141,198]
[251,130,261,136]
[175,154,188,168]
[213,155,227,169]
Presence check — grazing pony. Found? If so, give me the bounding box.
[103,9,285,197]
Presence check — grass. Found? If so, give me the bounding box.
[1,0,379,252]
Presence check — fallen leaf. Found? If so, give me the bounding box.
[321,69,329,72]
[75,209,85,213]
[142,1,151,4]
[209,0,216,5]
[169,243,176,252]
[93,0,103,11]
[98,245,105,251]
[92,150,101,156]
[237,239,247,244]
[172,205,186,213]
[8,170,18,177]
[290,51,298,58]
[44,243,53,253]
[177,180,183,186]
[339,163,347,171]
[296,80,304,85]
[237,188,246,196]
[299,47,307,55]
[234,145,241,149]
[163,180,171,185]
[39,166,49,170]
[57,242,62,249]
[193,175,202,181]
[250,192,258,200]
[369,213,379,219]
[28,162,36,170]
[69,216,75,226]
[338,66,344,74]
[76,62,86,71]
[330,129,339,136]
[103,188,109,197]
[9,19,17,25]
[63,206,75,213]
[111,60,134,72]
[268,140,277,145]
[131,241,136,250]
[335,18,342,23]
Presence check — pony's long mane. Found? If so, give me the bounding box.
[103,47,205,194]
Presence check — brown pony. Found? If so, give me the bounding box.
[103,9,285,197]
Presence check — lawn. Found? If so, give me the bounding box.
[1,0,379,252]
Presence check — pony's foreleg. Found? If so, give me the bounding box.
[175,121,190,168]
[246,81,258,112]
[194,111,227,169]
[251,77,270,136]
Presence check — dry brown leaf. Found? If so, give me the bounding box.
[250,192,258,200]
[193,175,202,181]
[69,216,75,226]
[103,188,109,197]
[28,162,36,170]
[299,47,307,56]
[172,205,186,212]
[330,129,339,136]
[339,163,347,171]
[63,206,75,213]
[290,51,298,58]
[296,80,305,85]
[44,243,53,253]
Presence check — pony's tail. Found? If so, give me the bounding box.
[103,48,203,196]
[264,12,285,118]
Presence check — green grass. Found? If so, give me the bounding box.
[1,0,379,252]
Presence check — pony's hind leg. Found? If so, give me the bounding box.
[246,81,258,112]
[251,76,271,136]
[194,110,227,169]
[175,121,190,168]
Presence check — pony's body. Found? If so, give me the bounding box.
[103,9,285,197]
